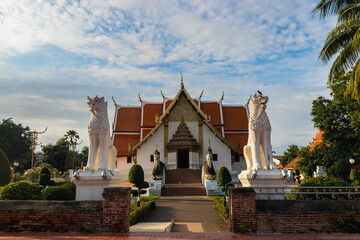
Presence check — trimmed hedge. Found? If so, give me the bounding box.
[300,176,348,187]
[232,187,255,193]
[55,180,71,186]
[39,174,51,187]
[42,186,75,200]
[130,197,154,226]
[0,182,42,200]
[217,166,232,187]
[60,181,76,196]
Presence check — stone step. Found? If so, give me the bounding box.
[165,169,202,184]
[162,184,206,196]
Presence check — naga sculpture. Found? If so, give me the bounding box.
[202,142,216,180]
[152,148,165,180]
[85,96,117,171]
[243,92,277,170]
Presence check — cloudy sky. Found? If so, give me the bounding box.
[0,0,336,154]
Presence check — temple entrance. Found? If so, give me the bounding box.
[177,149,189,168]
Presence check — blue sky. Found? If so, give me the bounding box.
[0,0,337,154]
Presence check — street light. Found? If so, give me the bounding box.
[21,127,47,169]
[13,161,19,182]
[350,158,355,168]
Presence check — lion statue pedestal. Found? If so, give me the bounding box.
[73,96,122,201]
[238,92,287,200]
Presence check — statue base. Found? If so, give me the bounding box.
[238,169,287,200]
[204,179,220,196]
[149,180,162,196]
[73,170,122,201]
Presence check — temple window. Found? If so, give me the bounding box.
[150,155,154,162]
[127,156,131,163]
[213,154,218,161]
[235,155,240,162]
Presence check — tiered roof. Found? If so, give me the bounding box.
[112,81,249,157]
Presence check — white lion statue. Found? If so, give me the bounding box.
[243,92,277,170]
[85,96,117,171]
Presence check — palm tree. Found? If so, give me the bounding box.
[313,0,360,100]
[64,130,81,169]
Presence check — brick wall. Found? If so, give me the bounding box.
[229,189,360,233]
[0,187,131,232]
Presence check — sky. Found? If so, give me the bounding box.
[0,0,337,155]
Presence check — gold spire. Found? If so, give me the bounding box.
[180,71,184,88]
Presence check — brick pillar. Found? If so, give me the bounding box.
[229,189,256,233]
[102,187,131,232]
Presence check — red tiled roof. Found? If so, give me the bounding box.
[284,157,302,170]
[113,134,140,156]
[115,107,141,132]
[201,102,222,126]
[224,132,248,155]
[223,106,248,131]
[164,99,173,111]
[309,130,324,150]
[141,128,152,139]
[142,103,163,127]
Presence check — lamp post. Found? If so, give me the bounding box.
[13,161,19,182]
[21,127,47,169]
[350,158,355,168]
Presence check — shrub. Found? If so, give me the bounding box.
[128,164,144,188]
[335,159,351,180]
[60,181,76,196]
[49,180,56,186]
[217,166,232,187]
[55,180,71,186]
[40,167,51,176]
[130,198,154,226]
[39,173,51,186]
[300,176,348,187]
[0,149,11,187]
[0,182,42,200]
[42,186,75,200]
[214,197,229,220]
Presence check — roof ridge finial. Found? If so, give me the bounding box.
[180,71,184,88]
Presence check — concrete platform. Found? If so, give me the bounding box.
[130,220,174,232]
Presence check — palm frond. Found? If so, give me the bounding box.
[338,3,360,24]
[320,20,360,63]
[345,58,360,100]
[313,0,359,19]
[328,43,360,85]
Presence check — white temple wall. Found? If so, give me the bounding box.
[231,156,247,172]
[169,121,198,141]
[203,124,232,170]
[137,125,164,172]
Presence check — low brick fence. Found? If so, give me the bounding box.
[0,187,131,232]
[229,189,360,233]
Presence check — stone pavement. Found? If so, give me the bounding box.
[143,196,228,232]
[1,232,360,240]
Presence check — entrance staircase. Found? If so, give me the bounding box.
[162,169,206,196]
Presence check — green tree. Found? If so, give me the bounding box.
[313,0,360,100]
[217,166,232,187]
[281,144,300,167]
[0,118,32,171]
[0,149,11,186]
[41,139,69,172]
[311,75,360,178]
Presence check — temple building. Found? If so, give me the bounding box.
[111,75,249,182]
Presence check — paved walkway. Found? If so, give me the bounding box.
[144,196,228,232]
[1,232,360,240]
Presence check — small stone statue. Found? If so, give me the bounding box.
[152,147,165,180]
[202,141,216,180]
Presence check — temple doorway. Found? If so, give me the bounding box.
[177,149,189,168]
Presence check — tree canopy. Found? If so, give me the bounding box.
[281,144,300,167]
[0,118,31,171]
